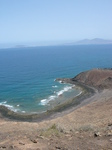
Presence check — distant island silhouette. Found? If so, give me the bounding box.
[68,38,112,45]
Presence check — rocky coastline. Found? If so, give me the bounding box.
[0,68,112,149]
[0,70,100,122]
[0,79,95,122]
[1,68,112,122]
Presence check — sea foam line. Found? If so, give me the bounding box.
[39,85,74,106]
[0,101,19,112]
[56,86,72,96]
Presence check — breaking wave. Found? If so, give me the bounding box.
[39,85,76,106]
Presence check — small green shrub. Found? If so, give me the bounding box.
[39,124,62,137]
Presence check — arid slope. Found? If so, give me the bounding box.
[0,69,112,150]
[72,68,112,89]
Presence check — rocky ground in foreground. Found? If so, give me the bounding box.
[0,69,112,150]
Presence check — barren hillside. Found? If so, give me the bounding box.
[72,69,112,89]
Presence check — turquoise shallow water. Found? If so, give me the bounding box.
[0,45,112,113]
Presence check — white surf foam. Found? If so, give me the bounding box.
[52,85,58,88]
[56,86,72,96]
[39,99,47,105]
[21,111,25,113]
[76,91,82,96]
[39,85,74,106]
[49,95,56,101]
[0,101,13,108]
[0,101,19,112]
[39,95,57,105]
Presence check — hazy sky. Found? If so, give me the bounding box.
[0,0,112,45]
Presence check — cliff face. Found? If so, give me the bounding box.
[72,69,112,89]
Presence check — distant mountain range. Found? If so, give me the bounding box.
[69,38,112,45]
[1,38,112,49]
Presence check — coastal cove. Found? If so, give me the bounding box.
[1,1,112,148]
[0,77,95,121]
[0,68,112,150]
[0,68,112,122]
[0,45,112,119]
[0,81,81,114]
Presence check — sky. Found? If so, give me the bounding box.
[0,0,112,46]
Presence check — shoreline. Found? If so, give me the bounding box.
[0,78,96,122]
[0,68,112,149]
[0,87,112,150]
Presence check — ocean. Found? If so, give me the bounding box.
[0,44,112,113]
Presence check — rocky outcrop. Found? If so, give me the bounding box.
[72,69,112,90]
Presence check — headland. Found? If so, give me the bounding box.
[0,68,112,149]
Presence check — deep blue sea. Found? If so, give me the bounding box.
[0,45,112,113]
